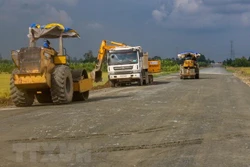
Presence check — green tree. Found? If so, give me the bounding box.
[198,54,206,62]
[83,50,96,63]
[152,56,162,60]
[232,57,250,67]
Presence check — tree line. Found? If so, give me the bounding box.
[0,50,214,74]
[223,56,250,67]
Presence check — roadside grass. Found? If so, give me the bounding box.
[225,66,238,73]
[225,66,250,87]
[0,73,12,106]
[225,67,250,75]
[0,73,10,98]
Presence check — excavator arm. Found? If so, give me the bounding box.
[90,40,128,82]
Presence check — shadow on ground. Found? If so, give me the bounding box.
[152,81,171,85]
[81,95,131,103]
[180,77,215,80]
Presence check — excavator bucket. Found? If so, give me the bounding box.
[94,71,102,82]
[90,70,102,82]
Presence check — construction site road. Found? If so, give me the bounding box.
[1,64,250,167]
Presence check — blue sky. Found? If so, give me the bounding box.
[1,0,250,62]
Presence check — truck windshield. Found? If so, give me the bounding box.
[108,51,138,65]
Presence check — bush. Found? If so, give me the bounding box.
[70,62,107,72]
[223,57,250,67]
[198,62,209,67]
[0,62,15,73]
[160,59,179,72]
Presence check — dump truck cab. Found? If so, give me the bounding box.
[107,46,142,83]
[106,46,154,86]
[10,23,92,107]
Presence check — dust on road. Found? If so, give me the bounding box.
[0,66,250,167]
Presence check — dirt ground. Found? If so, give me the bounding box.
[1,64,250,167]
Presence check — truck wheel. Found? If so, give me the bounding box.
[148,75,153,84]
[144,73,149,85]
[51,65,73,104]
[36,91,53,103]
[137,77,143,86]
[10,72,34,107]
[195,74,199,79]
[109,80,116,87]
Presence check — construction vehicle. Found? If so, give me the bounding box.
[10,23,92,107]
[91,41,154,87]
[178,51,200,79]
[148,60,161,73]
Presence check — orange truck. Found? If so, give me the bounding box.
[148,60,161,73]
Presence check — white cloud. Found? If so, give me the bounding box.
[152,0,204,24]
[49,0,79,6]
[39,5,73,26]
[86,22,103,29]
[0,0,77,25]
[174,0,202,13]
[151,0,250,29]
[152,4,167,22]
[0,0,79,7]
[241,12,250,26]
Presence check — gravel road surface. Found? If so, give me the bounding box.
[1,65,250,167]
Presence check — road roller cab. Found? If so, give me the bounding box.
[178,51,200,79]
[10,23,93,107]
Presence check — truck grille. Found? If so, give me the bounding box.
[114,71,133,74]
[113,66,133,70]
[19,47,41,74]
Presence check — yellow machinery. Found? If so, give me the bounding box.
[178,52,200,79]
[148,60,161,73]
[90,40,128,82]
[10,23,92,107]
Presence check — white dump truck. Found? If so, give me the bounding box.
[107,46,153,86]
[91,40,154,87]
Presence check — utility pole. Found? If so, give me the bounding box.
[230,40,235,60]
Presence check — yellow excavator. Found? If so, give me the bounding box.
[90,40,128,82]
